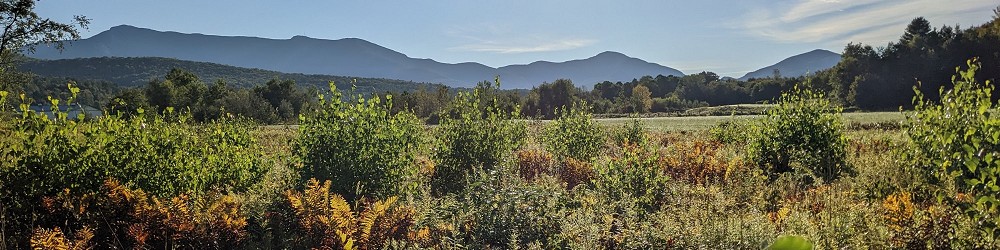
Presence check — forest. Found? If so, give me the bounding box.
[2,1,1000,249]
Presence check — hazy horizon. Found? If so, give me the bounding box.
[35,0,998,77]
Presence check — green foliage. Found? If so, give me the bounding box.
[767,235,813,250]
[522,79,585,119]
[749,85,849,184]
[459,169,567,248]
[593,144,670,211]
[611,117,649,146]
[432,79,526,195]
[542,103,605,161]
[710,118,757,145]
[0,85,266,247]
[0,86,265,200]
[905,59,1000,241]
[295,82,422,202]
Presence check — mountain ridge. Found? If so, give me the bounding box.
[30,25,685,89]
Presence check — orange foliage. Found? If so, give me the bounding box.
[284,179,418,249]
[559,157,594,189]
[516,149,557,181]
[662,139,735,185]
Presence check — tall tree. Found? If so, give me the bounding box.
[0,0,89,91]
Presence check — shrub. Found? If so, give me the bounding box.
[905,59,1000,241]
[542,103,604,161]
[593,144,670,211]
[559,157,594,190]
[432,79,526,195]
[662,138,735,185]
[710,118,757,145]
[516,149,557,182]
[611,117,649,147]
[748,85,849,184]
[460,169,567,248]
[295,83,423,202]
[0,87,266,248]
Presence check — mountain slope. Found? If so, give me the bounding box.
[17,57,442,94]
[739,49,841,80]
[29,25,684,89]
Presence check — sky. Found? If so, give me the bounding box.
[35,0,999,78]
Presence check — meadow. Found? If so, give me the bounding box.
[1,66,997,249]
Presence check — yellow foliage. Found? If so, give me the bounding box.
[29,227,93,250]
[559,157,594,189]
[882,192,915,231]
[285,179,417,249]
[662,139,731,184]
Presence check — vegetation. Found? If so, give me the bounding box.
[749,85,850,184]
[295,82,422,202]
[5,4,1000,250]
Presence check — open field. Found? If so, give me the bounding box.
[597,111,907,132]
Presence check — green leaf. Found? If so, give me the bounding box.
[767,235,813,250]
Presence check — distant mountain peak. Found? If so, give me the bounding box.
[739,49,841,80]
[595,51,627,57]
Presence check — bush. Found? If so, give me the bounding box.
[905,59,1000,242]
[295,83,423,202]
[460,169,567,248]
[748,85,849,184]
[559,157,594,190]
[662,138,737,185]
[432,80,526,195]
[611,117,649,147]
[542,103,605,161]
[710,118,757,145]
[593,144,670,211]
[516,149,557,182]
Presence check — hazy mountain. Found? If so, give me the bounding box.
[29,25,684,89]
[739,49,841,81]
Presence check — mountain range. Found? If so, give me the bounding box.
[26,25,842,89]
[28,25,684,89]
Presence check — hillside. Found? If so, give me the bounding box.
[28,25,684,89]
[17,57,443,93]
[739,49,841,80]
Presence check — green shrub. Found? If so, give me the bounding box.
[593,144,669,211]
[295,83,422,202]
[0,86,266,248]
[460,168,567,248]
[710,118,757,145]
[432,79,526,195]
[749,85,849,184]
[611,117,649,147]
[0,91,265,200]
[905,59,1000,242]
[542,103,604,161]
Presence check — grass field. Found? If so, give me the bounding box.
[597,111,907,131]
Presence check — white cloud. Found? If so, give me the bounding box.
[740,0,997,45]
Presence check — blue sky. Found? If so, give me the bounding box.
[35,0,998,78]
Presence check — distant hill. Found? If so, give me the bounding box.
[17,57,441,94]
[28,25,684,89]
[739,49,841,81]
